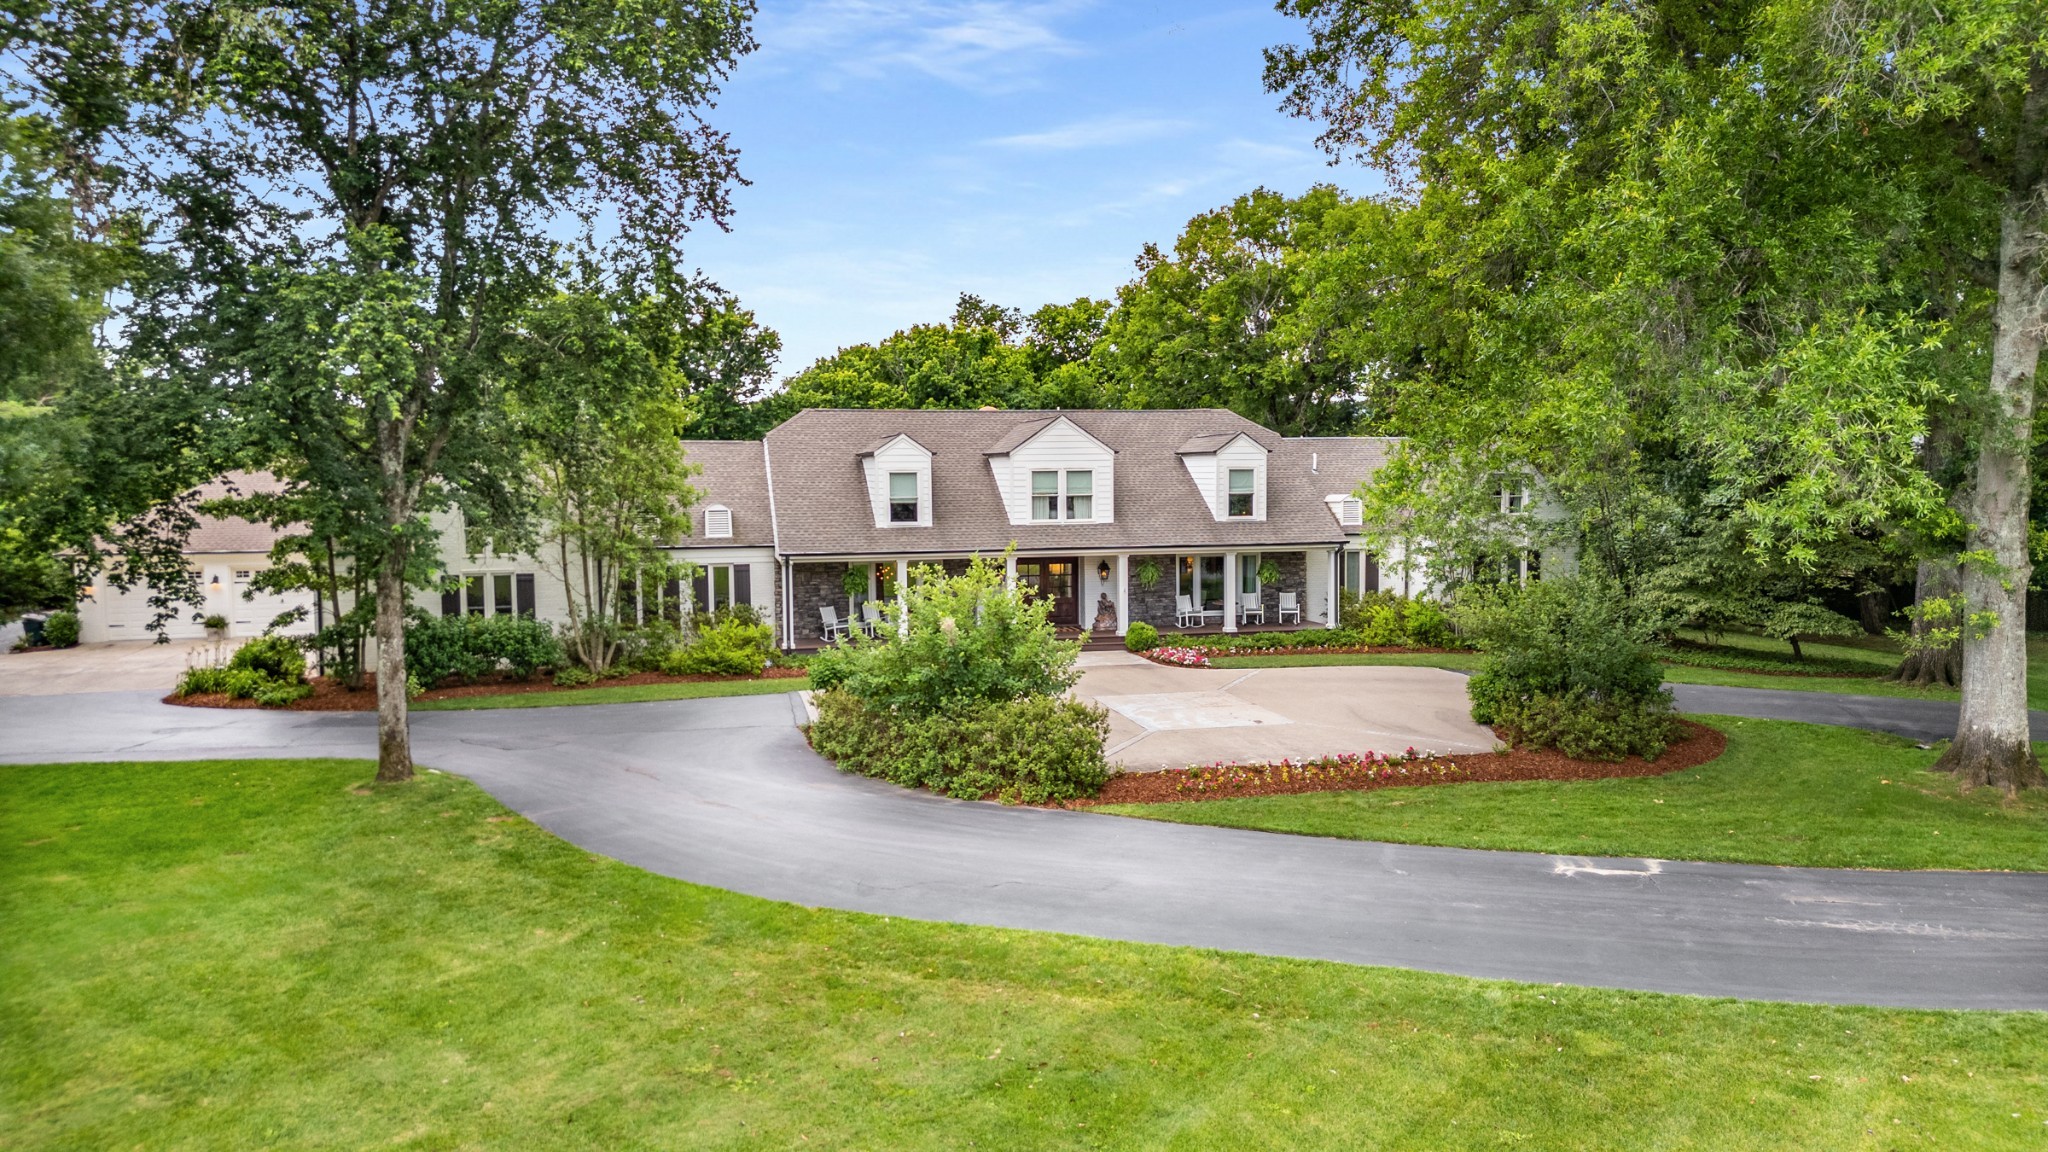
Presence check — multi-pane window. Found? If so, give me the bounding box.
[1344,550,1362,596]
[1239,555,1259,595]
[1227,469,1255,517]
[888,472,919,523]
[1030,469,1095,521]
[1500,485,1527,513]
[1065,470,1093,519]
[444,572,534,617]
[493,574,513,616]
[464,574,485,616]
[1031,471,1059,520]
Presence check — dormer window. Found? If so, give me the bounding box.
[1227,469,1256,517]
[1065,470,1093,519]
[1029,469,1095,521]
[1499,485,1527,513]
[704,505,732,539]
[888,472,919,523]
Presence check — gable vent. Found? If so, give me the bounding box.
[704,505,733,539]
[1327,495,1363,527]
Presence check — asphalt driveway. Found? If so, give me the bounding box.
[5,687,2045,1011]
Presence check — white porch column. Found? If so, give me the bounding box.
[1004,554,1018,591]
[1222,550,1238,632]
[1115,553,1129,635]
[1327,548,1341,629]
[897,556,911,638]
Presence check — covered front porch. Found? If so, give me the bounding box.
[782,548,1348,651]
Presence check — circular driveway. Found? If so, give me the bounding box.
[5,686,2046,1010]
[1073,654,1495,770]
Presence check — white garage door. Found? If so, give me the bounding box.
[229,569,314,636]
[86,582,208,642]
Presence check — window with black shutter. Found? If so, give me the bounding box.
[734,565,751,606]
[515,572,536,617]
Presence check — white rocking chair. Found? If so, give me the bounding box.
[818,605,849,643]
[860,601,885,637]
[1175,594,1204,628]
[1277,591,1302,624]
[1239,590,1266,626]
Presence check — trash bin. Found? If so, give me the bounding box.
[21,612,46,644]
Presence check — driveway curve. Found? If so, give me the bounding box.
[5,689,2045,1011]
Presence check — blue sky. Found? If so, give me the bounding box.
[683,1,1382,377]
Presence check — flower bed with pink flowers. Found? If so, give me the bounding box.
[1145,646,1212,668]
[1069,721,1726,806]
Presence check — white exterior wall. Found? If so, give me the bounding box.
[77,553,318,643]
[860,437,933,528]
[1181,434,1269,521]
[990,418,1115,525]
[666,545,780,639]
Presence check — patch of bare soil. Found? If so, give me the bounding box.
[1071,720,1725,806]
[165,666,807,711]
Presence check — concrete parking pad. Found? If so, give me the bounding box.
[0,639,223,696]
[1074,662,1496,770]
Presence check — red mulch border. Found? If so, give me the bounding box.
[164,666,808,712]
[1067,720,1726,807]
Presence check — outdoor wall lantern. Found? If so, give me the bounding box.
[209,573,222,592]
[1097,559,1112,582]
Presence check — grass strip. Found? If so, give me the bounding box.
[412,675,808,711]
[4,756,2044,1148]
[1096,718,2048,871]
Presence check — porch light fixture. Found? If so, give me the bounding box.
[208,573,222,591]
[1097,559,1111,582]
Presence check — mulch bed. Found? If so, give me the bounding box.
[1139,644,1472,665]
[1068,720,1726,806]
[165,666,808,711]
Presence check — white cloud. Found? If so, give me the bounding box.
[983,114,1194,151]
[753,0,1091,92]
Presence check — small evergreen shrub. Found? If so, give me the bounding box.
[553,666,597,687]
[42,610,79,648]
[660,617,774,676]
[1455,577,1677,759]
[252,680,314,707]
[229,635,307,683]
[405,613,564,685]
[809,690,1109,804]
[1124,621,1159,652]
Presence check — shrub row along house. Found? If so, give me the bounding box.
[72,409,1446,648]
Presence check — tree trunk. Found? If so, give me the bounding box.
[373,549,413,782]
[1892,559,1962,689]
[1856,588,1890,635]
[1789,635,1804,661]
[1935,180,2046,793]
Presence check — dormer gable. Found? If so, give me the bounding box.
[985,415,1115,525]
[1177,431,1268,521]
[857,433,933,528]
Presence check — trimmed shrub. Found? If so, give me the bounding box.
[553,666,597,687]
[405,613,564,685]
[809,689,1109,804]
[1456,577,1677,759]
[1402,598,1454,648]
[229,635,307,683]
[659,617,773,676]
[1123,620,1159,653]
[42,610,79,649]
[1492,691,1677,762]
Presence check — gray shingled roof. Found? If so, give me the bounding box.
[678,440,775,547]
[186,471,296,554]
[1273,437,1400,538]
[747,408,1393,558]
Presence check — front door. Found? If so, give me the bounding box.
[1015,558,1080,626]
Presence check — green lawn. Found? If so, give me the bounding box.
[1208,636,2048,712]
[412,675,807,711]
[1096,718,2048,871]
[6,759,2045,1148]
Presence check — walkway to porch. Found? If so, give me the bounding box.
[788,618,1333,654]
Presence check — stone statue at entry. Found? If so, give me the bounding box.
[1092,592,1118,633]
